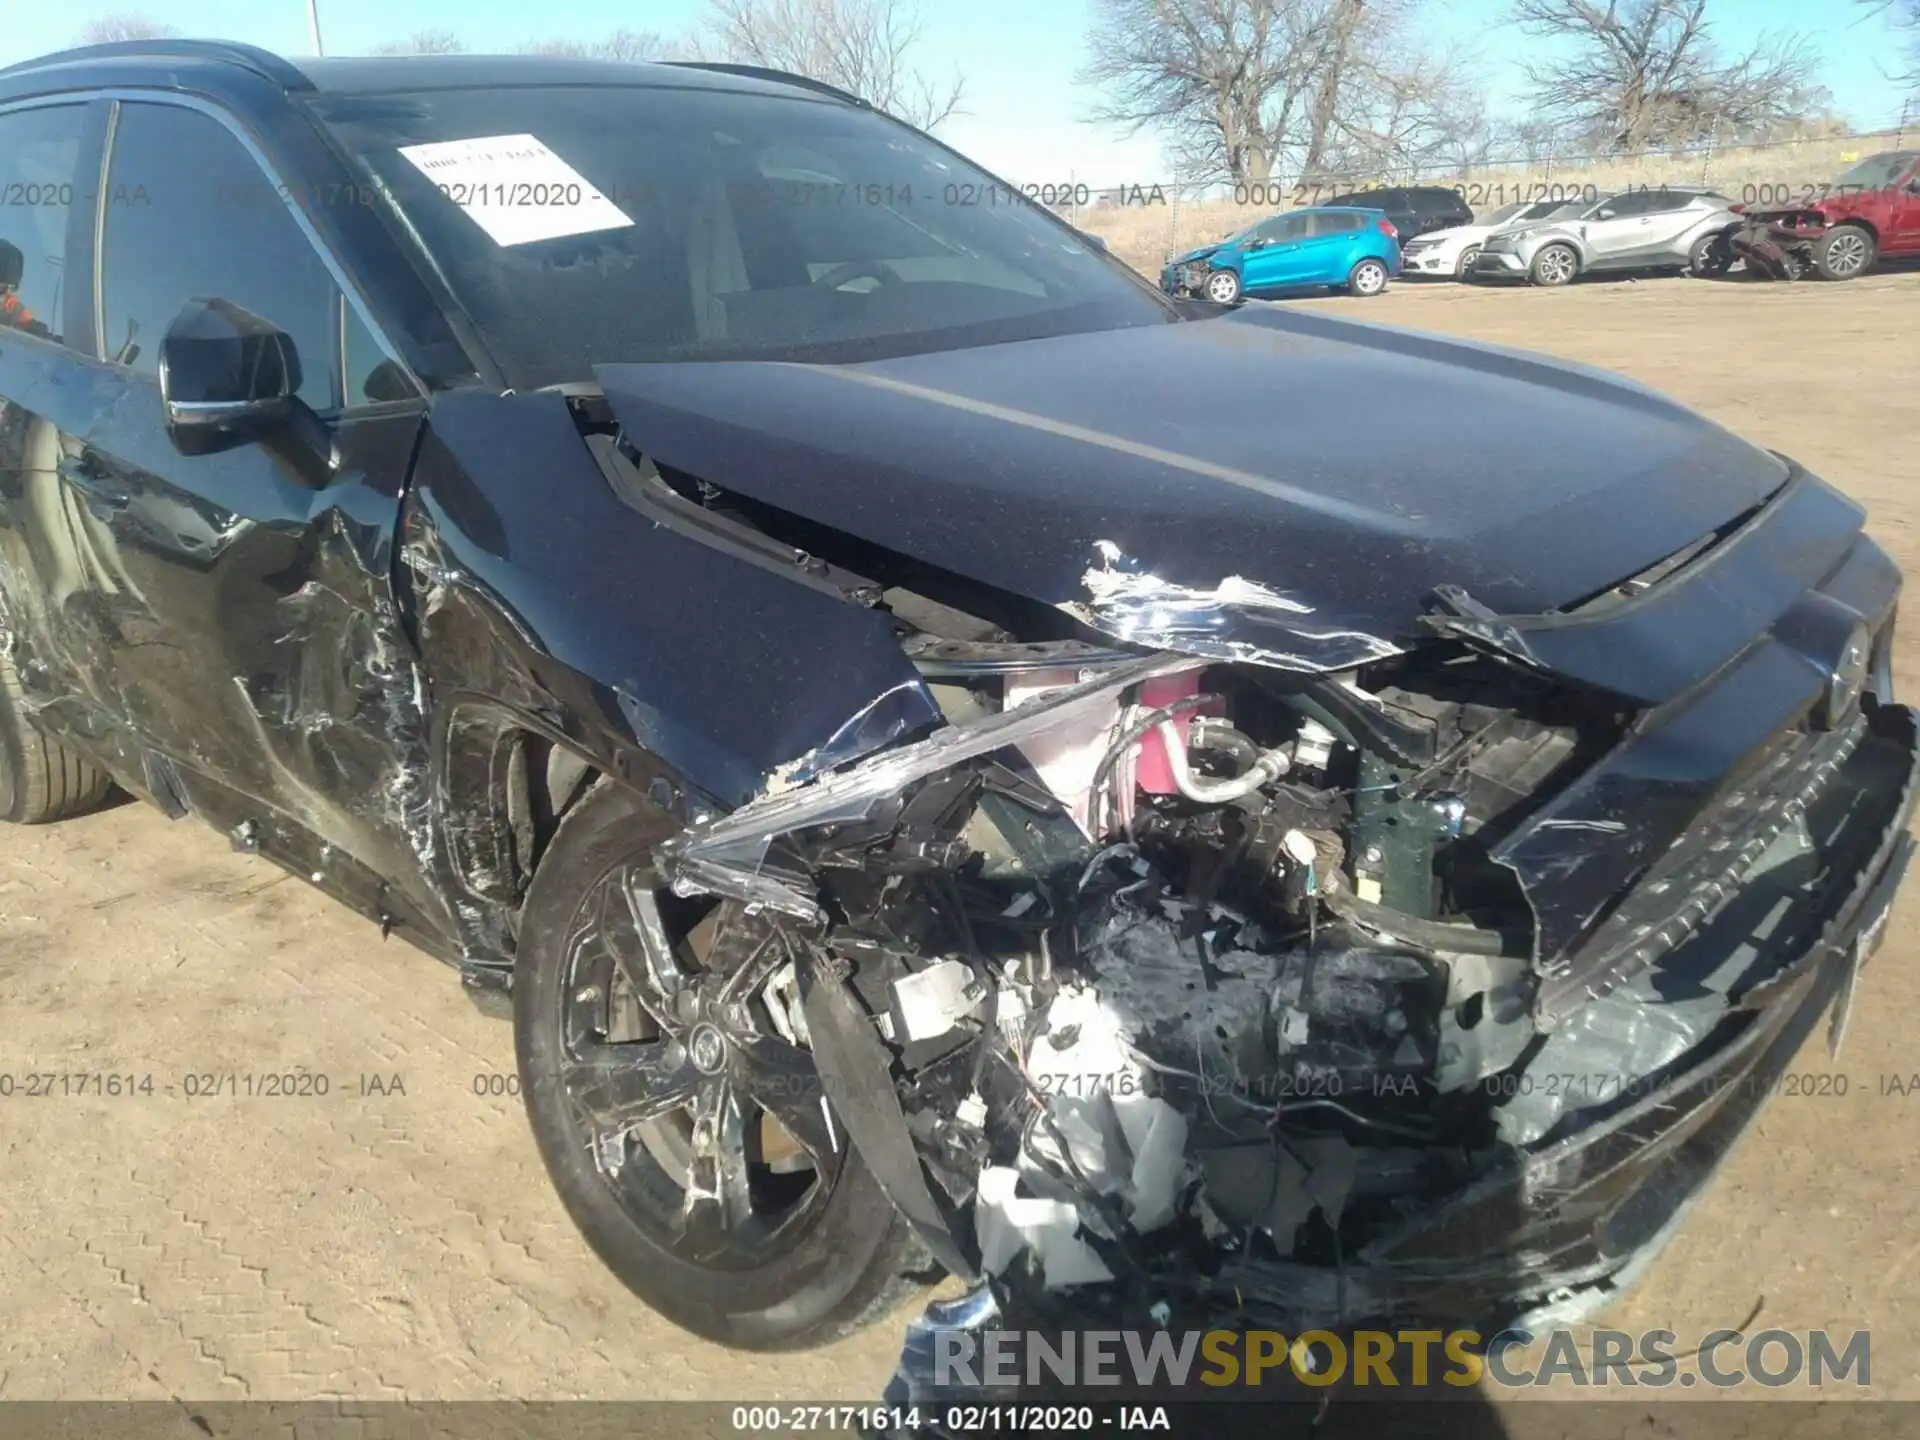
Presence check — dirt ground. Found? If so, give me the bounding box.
[1,270,1916,1404]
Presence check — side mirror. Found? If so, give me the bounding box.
[159,298,302,438]
[1906,177,1920,194]
[158,298,331,481]
[1082,231,1109,252]
[1595,207,1616,220]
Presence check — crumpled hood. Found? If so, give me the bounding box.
[594,305,1788,669]
[1170,242,1230,266]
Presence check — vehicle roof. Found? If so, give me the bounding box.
[294,54,853,101]
[1322,184,1460,195]
[0,39,855,108]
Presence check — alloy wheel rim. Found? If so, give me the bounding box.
[557,873,838,1266]
[1829,232,1867,274]
[1541,248,1573,282]
[1207,272,1239,302]
[1356,262,1385,293]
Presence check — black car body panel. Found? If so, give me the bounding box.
[594,303,1790,663]
[405,386,943,814]
[0,40,1909,1365]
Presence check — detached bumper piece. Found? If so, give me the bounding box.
[1730,215,1825,280]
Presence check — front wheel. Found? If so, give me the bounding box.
[514,778,925,1350]
[1347,257,1389,296]
[1529,243,1577,286]
[1688,230,1734,278]
[1455,245,1481,278]
[1812,225,1876,281]
[0,648,113,823]
[1203,268,1243,304]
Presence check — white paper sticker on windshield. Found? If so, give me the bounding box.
[397,133,634,247]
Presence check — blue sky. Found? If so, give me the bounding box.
[9,0,1913,182]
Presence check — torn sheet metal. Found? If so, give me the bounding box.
[1064,540,1404,673]
[661,653,1196,918]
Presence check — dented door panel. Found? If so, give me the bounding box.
[0,343,162,778]
[29,351,447,935]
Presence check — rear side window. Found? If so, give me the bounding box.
[99,103,339,409]
[1410,189,1464,214]
[1310,211,1364,235]
[1598,190,1651,216]
[0,104,87,347]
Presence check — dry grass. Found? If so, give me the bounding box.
[1078,128,1914,276]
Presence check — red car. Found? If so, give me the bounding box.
[1730,149,1920,279]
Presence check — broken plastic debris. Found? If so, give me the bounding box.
[975,1166,1115,1288]
[891,959,984,1043]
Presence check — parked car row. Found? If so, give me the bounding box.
[1463,184,1740,285]
[1159,183,1473,301]
[1161,153,1920,301]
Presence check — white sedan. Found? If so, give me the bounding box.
[1398,198,1589,279]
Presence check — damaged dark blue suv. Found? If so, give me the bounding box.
[0,39,1911,1357]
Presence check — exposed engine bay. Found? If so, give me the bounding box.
[587,400,1916,1358]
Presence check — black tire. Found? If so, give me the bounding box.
[1688,230,1733,278]
[1347,257,1390,296]
[514,777,925,1351]
[1528,243,1578,286]
[0,650,113,823]
[1455,245,1481,278]
[1812,224,1876,281]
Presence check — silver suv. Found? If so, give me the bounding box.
[1471,185,1739,285]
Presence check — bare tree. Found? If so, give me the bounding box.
[368,29,468,55]
[1082,0,1484,184]
[704,0,965,130]
[79,14,180,43]
[1859,0,1920,87]
[521,29,673,63]
[1511,0,1829,152]
[1085,0,1310,184]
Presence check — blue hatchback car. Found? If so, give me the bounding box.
[1162,206,1401,303]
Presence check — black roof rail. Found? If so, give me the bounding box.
[0,39,314,91]
[662,61,867,109]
